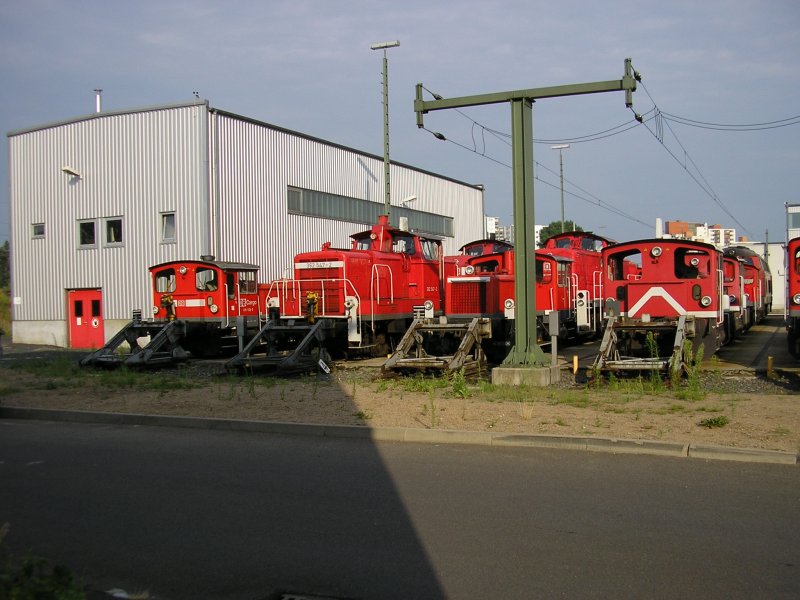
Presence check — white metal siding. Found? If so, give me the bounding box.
[9,104,208,323]
[211,112,484,282]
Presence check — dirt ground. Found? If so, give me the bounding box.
[1,357,798,454]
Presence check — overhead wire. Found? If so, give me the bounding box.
[418,85,653,230]
[632,75,752,237]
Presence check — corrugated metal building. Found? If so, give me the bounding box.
[8,99,485,347]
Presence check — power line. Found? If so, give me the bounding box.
[633,79,752,237]
[661,111,800,131]
[419,125,653,230]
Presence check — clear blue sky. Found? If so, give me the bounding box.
[1,0,798,246]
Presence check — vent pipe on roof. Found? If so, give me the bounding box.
[94,88,102,113]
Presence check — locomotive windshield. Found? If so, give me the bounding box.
[420,239,439,261]
[196,268,218,291]
[155,268,176,293]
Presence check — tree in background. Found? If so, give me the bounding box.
[538,220,583,247]
[0,241,8,288]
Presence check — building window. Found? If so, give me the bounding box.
[105,217,123,246]
[161,212,176,243]
[32,223,45,238]
[287,186,454,238]
[79,220,97,248]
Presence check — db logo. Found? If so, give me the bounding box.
[91,318,100,328]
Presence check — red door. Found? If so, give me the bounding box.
[68,289,105,349]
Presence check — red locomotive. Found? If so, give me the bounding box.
[722,245,772,326]
[257,215,444,359]
[594,238,725,372]
[786,236,800,357]
[721,253,749,342]
[541,231,614,338]
[81,258,263,366]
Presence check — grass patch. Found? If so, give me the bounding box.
[699,415,730,429]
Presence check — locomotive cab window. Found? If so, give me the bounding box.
[537,260,552,284]
[420,239,439,261]
[675,249,708,279]
[393,235,415,255]
[723,261,738,282]
[557,262,569,287]
[155,269,176,293]
[794,248,800,275]
[608,250,641,281]
[238,271,257,294]
[196,268,218,291]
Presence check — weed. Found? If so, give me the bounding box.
[428,392,438,428]
[354,409,373,421]
[771,427,790,436]
[450,368,469,398]
[699,415,730,428]
[554,417,567,427]
[0,522,86,599]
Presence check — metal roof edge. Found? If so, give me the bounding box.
[7,99,209,137]
[209,106,484,191]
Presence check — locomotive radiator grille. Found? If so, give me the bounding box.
[449,281,487,314]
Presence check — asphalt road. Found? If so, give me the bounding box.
[1,419,798,600]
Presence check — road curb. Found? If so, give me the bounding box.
[1,406,796,465]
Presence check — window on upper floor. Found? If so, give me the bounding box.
[161,212,176,243]
[78,220,97,248]
[105,217,123,246]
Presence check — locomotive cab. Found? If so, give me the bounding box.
[151,259,261,323]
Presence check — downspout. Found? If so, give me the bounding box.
[201,100,219,258]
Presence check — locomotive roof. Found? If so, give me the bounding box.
[459,239,514,251]
[544,230,615,244]
[150,259,259,271]
[603,238,719,252]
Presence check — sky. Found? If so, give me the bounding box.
[1,0,798,247]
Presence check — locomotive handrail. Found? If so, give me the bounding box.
[223,283,231,328]
[264,277,363,321]
[716,269,725,325]
[370,263,395,306]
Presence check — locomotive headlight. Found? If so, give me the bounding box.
[793,293,800,305]
[424,300,434,311]
[504,299,515,310]
[179,266,187,275]
[464,265,475,275]
[152,305,159,315]
[729,295,736,304]
[209,304,219,314]
[700,295,712,307]
[690,257,700,266]
[650,246,662,257]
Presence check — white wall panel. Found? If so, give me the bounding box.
[211,112,484,282]
[9,103,208,324]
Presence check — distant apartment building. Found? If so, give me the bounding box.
[659,220,737,248]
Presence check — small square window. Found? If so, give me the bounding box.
[32,223,45,238]
[79,220,96,247]
[105,217,123,245]
[161,212,176,243]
